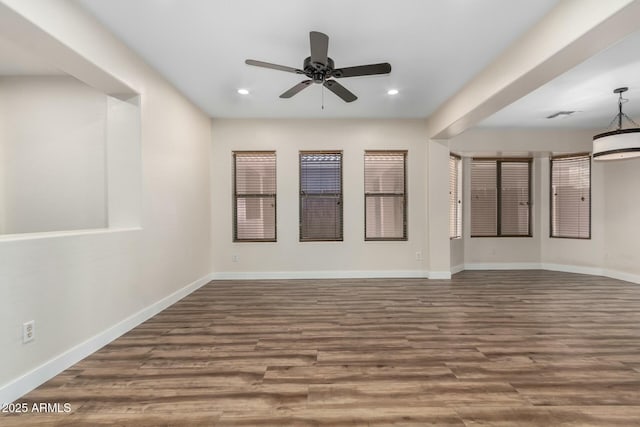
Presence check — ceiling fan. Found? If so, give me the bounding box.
[245,31,392,103]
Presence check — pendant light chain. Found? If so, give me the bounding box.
[606,88,639,131]
[593,87,640,160]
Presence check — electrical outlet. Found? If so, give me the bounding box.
[23,320,35,343]
[232,255,239,263]
[415,251,423,261]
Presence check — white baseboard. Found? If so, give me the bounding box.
[463,262,541,270]
[541,263,604,276]
[450,264,465,275]
[4,263,637,404]
[428,271,452,279]
[0,273,214,405]
[211,270,429,280]
[603,269,640,285]
[460,262,640,285]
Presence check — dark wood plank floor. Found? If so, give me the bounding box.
[4,270,640,426]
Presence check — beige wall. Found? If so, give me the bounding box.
[450,128,600,268]
[2,0,640,406]
[0,0,212,398]
[449,129,591,268]
[427,140,451,275]
[0,76,108,234]
[450,238,464,271]
[449,128,640,283]
[211,119,428,278]
[450,128,595,154]
[0,89,4,233]
[603,159,640,278]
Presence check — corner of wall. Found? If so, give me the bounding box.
[0,272,214,405]
[426,139,451,273]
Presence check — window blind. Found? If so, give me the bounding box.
[365,151,407,240]
[471,159,531,237]
[300,152,343,241]
[500,161,530,236]
[449,154,462,239]
[471,160,498,236]
[550,154,591,239]
[233,152,276,242]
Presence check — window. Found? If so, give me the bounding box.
[471,158,531,237]
[449,154,462,239]
[365,151,407,240]
[233,151,276,242]
[300,152,343,241]
[550,154,591,239]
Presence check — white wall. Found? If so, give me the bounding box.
[603,158,640,279]
[0,76,107,234]
[105,95,142,229]
[0,1,212,401]
[450,128,595,153]
[427,140,451,276]
[0,90,4,234]
[211,119,428,278]
[450,238,464,271]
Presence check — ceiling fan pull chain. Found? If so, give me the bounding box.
[322,84,325,110]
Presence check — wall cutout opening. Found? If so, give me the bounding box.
[0,33,141,237]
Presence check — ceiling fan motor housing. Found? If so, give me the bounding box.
[304,56,334,83]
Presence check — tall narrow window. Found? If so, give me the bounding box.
[300,152,343,241]
[501,161,531,236]
[471,159,498,237]
[449,154,462,239]
[471,158,531,237]
[550,154,591,239]
[365,151,407,241]
[233,151,276,242]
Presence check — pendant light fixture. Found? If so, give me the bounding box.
[593,87,640,160]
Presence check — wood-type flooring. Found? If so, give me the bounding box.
[3,270,640,426]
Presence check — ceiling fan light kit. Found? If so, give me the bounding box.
[593,87,640,160]
[245,31,392,103]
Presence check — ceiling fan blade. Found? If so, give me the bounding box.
[245,59,303,74]
[333,62,392,78]
[323,79,357,103]
[309,31,329,67]
[280,80,313,98]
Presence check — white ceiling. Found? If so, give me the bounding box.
[75,0,559,119]
[479,29,640,130]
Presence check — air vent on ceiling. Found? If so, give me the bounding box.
[546,111,575,119]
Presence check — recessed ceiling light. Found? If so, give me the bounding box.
[387,89,399,96]
[237,88,249,95]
